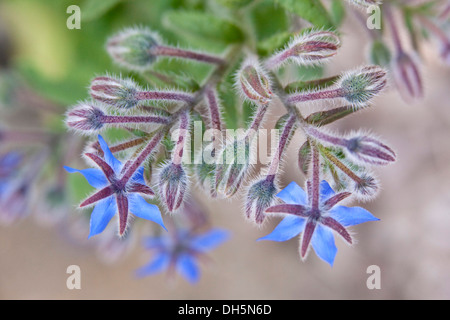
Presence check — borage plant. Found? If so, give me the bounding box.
[5,0,448,283]
[64,0,397,275]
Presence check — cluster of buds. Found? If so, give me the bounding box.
[60,12,398,270]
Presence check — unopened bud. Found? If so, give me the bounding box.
[391,52,423,102]
[265,30,340,69]
[107,27,160,71]
[237,57,273,105]
[158,162,188,212]
[344,133,396,166]
[215,138,253,198]
[245,176,278,224]
[338,65,387,108]
[353,172,379,201]
[90,76,141,110]
[66,102,105,133]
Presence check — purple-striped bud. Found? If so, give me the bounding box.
[338,65,387,108]
[215,138,253,198]
[353,172,379,201]
[158,162,188,212]
[107,27,160,72]
[90,76,141,109]
[66,102,105,133]
[237,57,273,105]
[344,132,396,166]
[245,176,278,224]
[265,30,340,69]
[391,52,423,102]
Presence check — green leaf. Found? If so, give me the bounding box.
[250,0,290,41]
[216,0,253,9]
[298,140,311,176]
[257,31,294,57]
[162,10,245,47]
[284,75,339,93]
[369,40,391,67]
[273,0,335,29]
[330,0,346,27]
[82,0,123,22]
[305,106,359,126]
[67,169,93,204]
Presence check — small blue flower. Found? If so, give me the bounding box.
[258,180,379,266]
[136,228,230,284]
[64,135,166,238]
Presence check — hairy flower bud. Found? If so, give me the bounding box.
[352,172,379,201]
[237,57,273,105]
[90,76,141,109]
[158,162,188,212]
[344,133,396,166]
[66,102,105,133]
[215,138,253,198]
[391,51,423,102]
[338,65,387,108]
[245,176,278,224]
[107,27,160,71]
[265,30,340,69]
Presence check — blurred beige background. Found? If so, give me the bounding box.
[1,6,450,300]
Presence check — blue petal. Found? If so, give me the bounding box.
[97,135,122,172]
[135,252,170,277]
[190,229,230,253]
[129,194,167,231]
[276,181,308,205]
[176,253,200,284]
[0,151,23,167]
[311,224,337,266]
[329,205,379,227]
[131,166,146,184]
[64,166,108,188]
[319,180,335,201]
[88,196,117,238]
[258,215,305,242]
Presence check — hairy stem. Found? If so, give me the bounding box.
[151,45,225,66]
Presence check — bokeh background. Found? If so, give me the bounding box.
[0,0,449,299]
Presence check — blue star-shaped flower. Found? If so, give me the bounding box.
[64,135,166,238]
[136,228,230,284]
[258,180,379,266]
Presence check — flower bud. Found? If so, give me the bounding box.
[265,30,340,69]
[107,27,160,71]
[66,102,105,133]
[352,172,379,201]
[391,52,423,102]
[90,76,141,110]
[215,138,253,198]
[344,133,396,166]
[338,65,387,108]
[237,57,273,105]
[245,176,278,224]
[158,162,188,212]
